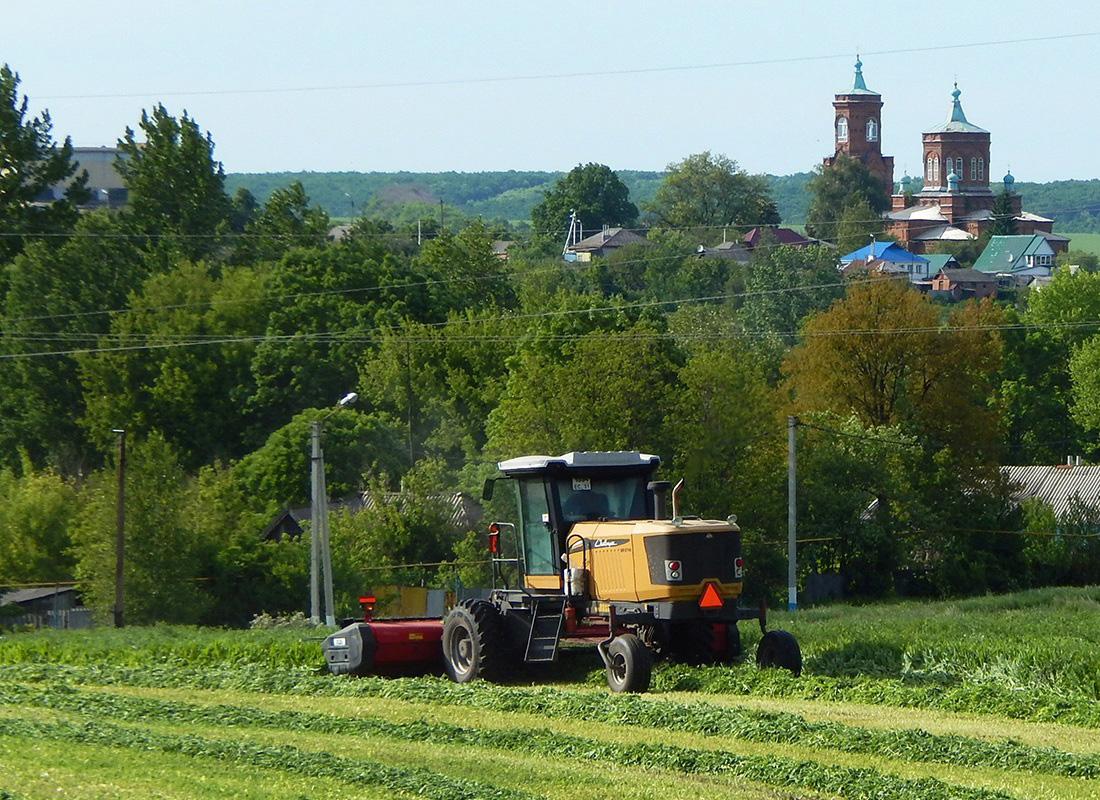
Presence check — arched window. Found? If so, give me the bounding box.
[933,155,940,183]
[866,117,878,142]
[956,157,964,176]
[971,158,977,180]
[978,158,985,180]
[836,116,848,142]
[927,156,933,181]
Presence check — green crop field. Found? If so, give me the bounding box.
[2,587,1099,799]
[1064,232,1100,258]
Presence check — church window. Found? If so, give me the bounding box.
[933,155,939,183]
[927,156,933,181]
[836,116,848,142]
[978,158,985,180]
[971,158,977,180]
[866,118,878,141]
[956,157,964,176]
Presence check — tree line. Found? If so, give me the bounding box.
[1,63,1098,628]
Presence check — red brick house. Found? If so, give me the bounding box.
[929,267,998,300]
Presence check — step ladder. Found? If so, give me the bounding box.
[524,596,566,662]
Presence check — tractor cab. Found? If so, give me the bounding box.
[485,451,664,591]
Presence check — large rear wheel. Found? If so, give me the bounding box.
[442,600,505,683]
[605,633,652,693]
[756,629,801,676]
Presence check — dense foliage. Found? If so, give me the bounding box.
[1,64,1099,628]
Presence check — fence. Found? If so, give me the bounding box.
[4,608,94,630]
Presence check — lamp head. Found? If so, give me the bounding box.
[338,392,358,407]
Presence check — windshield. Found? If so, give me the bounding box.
[555,475,648,525]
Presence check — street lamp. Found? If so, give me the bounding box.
[310,392,358,626]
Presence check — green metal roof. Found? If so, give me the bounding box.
[972,235,1047,272]
[842,57,879,96]
[923,253,958,272]
[926,84,988,134]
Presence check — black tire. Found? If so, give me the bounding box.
[665,620,717,665]
[605,633,652,693]
[756,629,802,677]
[442,599,505,683]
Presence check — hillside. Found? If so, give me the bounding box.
[226,170,1100,232]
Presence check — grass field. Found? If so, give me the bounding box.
[1,587,1099,799]
[1062,231,1100,258]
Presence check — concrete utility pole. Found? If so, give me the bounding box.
[309,420,323,625]
[309,392,358,626]
[112,429,126,628]
[787,415,798,612]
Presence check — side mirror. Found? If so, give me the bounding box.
[482,477,495,501]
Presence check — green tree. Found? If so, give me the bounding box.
[784,280,1002,462]
[78,259,274,468]
[414,220,516,313]
[1055,248,1099,273]
[795,414,920,597]
[530,162,638,238]
[232,180,331,263]
[834,198,885,255]
[0,212,146,472]
[230,408,405,511]
[486,324,678,458]
[71,433,208,624]
[644,152,779,232]
[358,313,515,478]
[244,237,420,438]
[989,189,1018,236]
[116,105,231,259]
[741,243,844,359]
[0,65,89,265]
[0,461,78,584]
[1068,336,1100,436]
[804,154,889,244]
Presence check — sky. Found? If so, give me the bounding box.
[5,1,1099,182]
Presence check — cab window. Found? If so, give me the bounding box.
[517,479,555,575]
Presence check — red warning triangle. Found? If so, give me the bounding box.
[698,582,724,609]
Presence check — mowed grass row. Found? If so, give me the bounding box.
[2,586,1098,799]
[5,681,1100,782]
[0,682,1026,800]
[3,586,1098,707]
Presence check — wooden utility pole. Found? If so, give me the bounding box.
[787,416,798,612]
[112,429,126,627]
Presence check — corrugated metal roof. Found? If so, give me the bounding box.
[1,587,77,605]
[1002,465,1100,517]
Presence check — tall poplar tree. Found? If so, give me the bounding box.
[0,64,88,264]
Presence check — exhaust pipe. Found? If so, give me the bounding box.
[648,481,671,519]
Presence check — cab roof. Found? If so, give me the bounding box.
[496,451,660,475]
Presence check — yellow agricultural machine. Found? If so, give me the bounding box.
[440,451,800,692]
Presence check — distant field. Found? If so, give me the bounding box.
[2,587,1100,799]
[1063,232,1100,257]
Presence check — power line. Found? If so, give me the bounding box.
[35,32,1100,101]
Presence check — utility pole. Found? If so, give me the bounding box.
[787,415,798,612]
[112,429,126,627]
[309,420,323,625]
[309,392,358,627]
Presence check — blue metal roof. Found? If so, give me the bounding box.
[841,241,928,263]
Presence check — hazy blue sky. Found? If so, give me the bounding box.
[6,1,1098,181]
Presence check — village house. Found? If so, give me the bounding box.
[929,267,998,300]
